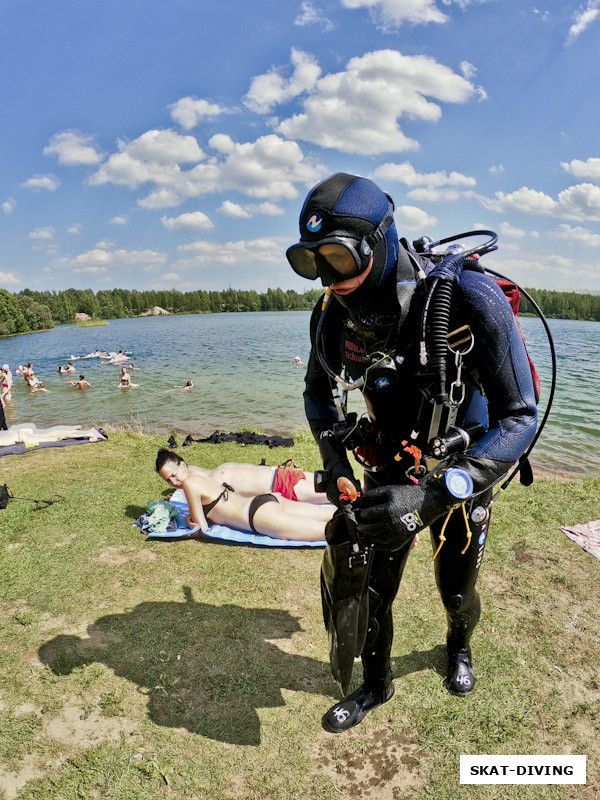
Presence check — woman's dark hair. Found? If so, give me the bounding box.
[80,375,85,381]
[156,448,185,473]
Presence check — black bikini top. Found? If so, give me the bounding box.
[202,482,235,518]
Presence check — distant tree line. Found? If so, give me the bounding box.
[519,287,600,321]
[0,286,323,335]
[1,284,599,336]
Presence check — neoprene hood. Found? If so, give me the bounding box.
[295,173,401,307]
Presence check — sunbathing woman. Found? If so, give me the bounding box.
[0,424,106,447]
[156,449,334,541]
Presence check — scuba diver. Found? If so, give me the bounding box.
[286,173,539,733]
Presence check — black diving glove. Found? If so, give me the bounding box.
[318,431,361,508]
[354,475,448,550]
[354,455,510,550]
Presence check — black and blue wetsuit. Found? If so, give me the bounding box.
[304,259,538,692]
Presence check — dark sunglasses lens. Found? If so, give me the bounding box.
[286,246,318,279]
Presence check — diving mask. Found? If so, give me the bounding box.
[286,195,395,287]
[286,235,372,285]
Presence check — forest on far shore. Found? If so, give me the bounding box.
[0,284,599,336]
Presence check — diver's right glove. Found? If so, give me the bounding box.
[317,431,361,508]
[354,480,447,550]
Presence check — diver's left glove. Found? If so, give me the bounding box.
[318,431,361,508]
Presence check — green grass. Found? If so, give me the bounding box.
[0,431,599,799]
[75,318,109,327]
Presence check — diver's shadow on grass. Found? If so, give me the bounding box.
[392,644,447,681]
[38,587,333,746]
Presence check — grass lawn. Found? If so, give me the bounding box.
[0,430,599,799]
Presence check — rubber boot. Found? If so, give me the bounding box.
[445,618,476,696]
[322,649,394,733]
[322,682,395,733]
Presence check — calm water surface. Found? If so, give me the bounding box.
[1,313,598,479]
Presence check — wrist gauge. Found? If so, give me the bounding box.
[444,468,473,500]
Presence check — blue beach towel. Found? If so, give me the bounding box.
[142,489,326,548]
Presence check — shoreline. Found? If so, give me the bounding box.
[96,421,594,484]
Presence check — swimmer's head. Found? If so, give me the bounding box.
[80,375,85,381]
[186,380,193,387]
[294,356,301,364]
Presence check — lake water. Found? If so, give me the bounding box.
[1,312,598,479]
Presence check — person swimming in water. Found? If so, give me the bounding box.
[156,450,334,541]
[118,366,131,387]
[65,375,91,389]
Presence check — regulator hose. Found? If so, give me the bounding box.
[428,278,453,404]
[424,252,466,404]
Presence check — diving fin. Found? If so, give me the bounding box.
[320,504,374,695]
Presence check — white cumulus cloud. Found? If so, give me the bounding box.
[43,130,103,165]
[273,49,477,155]
[218,201,252,219]
[138,189,183,209]
[206,133,324,199]
[406,187,476,202]
[176,237,285,266]
[482,182,600,222]
[0,271,20,286]
[561,156,600,182]
[91,127,322,207]
[109,216,128,225]
[551,223,600,247]
[482,186,557,216]
[218,200,284,218]
[54,247,168,273]
[393,204,437,231]
[89,129,206,190]
[2,197,16,215]
[340,0,447,26]
[244,48,322,114]
[567,1,600,42]
[28,226,55,241]
[161,211,214,231]
[21,174,60,191]
[295,0,334,28]
[169,97,232,130]
[373,160,476,188]
[498,222,540,239]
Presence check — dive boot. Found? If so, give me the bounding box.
[445,645,475,695]
[322,682,395,734]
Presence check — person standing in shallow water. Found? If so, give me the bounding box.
[286,172,537,732]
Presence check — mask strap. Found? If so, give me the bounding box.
[363,195,395,252]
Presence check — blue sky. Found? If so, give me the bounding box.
[1,0,600,294]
